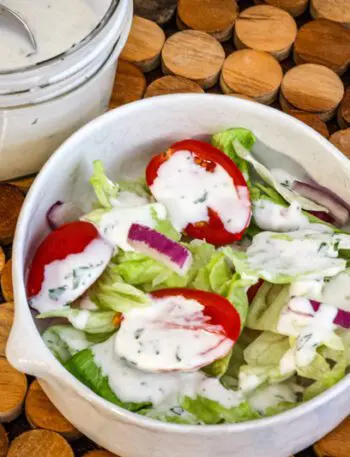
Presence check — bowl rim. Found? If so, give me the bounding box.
[12,93,350,433]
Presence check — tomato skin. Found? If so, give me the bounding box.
[146,139,251,246]
[27,221,99,298]
[151,288,241,342]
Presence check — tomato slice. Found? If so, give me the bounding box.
[151,288,241,342]
[146,139,251,246]
[27,221,101,298]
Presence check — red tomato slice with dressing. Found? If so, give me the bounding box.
[146,139,251,246]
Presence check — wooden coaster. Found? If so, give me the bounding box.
[294,19,350,76]
[177,0,239,42]
[1,259,13,303]
[227,93,255,101]
[25,380,81,440]
[0,302,14,357]
[280,64,344,121]
[134,0,178,24]
[145,75,204,97]
[162,30,225,89]
[0,358,27,423]
[7,175,36,194]
[330,129,350,158]
[220,49,283,104]
[7,430,74,457]
[0,424,8,457]
[338,87,350,129]
[0,248,4,276]
[234,5,297,61]
[253,0,308,17]
[314,417,350,457]
[289,111,330,138]
[109,60,146,109]
[120,16,166,72]
[310,0,350,28]
[83,451,118,457]
[0,184,24,245]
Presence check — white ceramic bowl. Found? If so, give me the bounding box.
[7,94,350,457]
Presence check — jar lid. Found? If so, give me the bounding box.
[0,0,114,73]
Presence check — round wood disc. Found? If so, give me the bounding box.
[314,417,350,457]
[162,30,225,89]
[0,302,14,357]
[177,0,239,42]
[253,0,308,17]
[7,175,36,194]
[281,63,344,117]
[120,16,166,72]
[220,49,283,104]
[0,424,8,457]
[109,60,146,109]
[310,0,350,28]
[0,248,4,275]
[330,129,350,158]
[134,0,178,24]
[338,87,350,129]
[227,93,255,101]
[294,19,350,75]
[0,358,27,423]
[83,451,117,457]
[234,5,297,60]
[288,110,329,138]
[0,184,24,245]
[1,259,13,303]
[7,430,74,457]
[145,75,204,97]
[25,380,81,440]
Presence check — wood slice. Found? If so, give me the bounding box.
[0,302,14,357]
[330,129,350,158]
[177,0,239,42]
[162,30,225,89]
[7,430,74,457]
[338,87,350,129]
[25,380,81,440]
[0,184,24,245]
[314,417,350,457]
[133,0,178,24]
[280,64,344,121]
[0,247,4,275]
[0,424,8,457]
[220,49,283,104]
[145,75,204,97]
[310,0,350,28]
[120,16,166,72]
[1,259,13,302]
[294,19,350,76]
[83,451,118,457]
[0,358,27,423]
[227,93,256,101]
[109,60,146,109]
[289,111,330,138]
[7,175,36,194]
[253,0,308,17]
[234,5,297,61]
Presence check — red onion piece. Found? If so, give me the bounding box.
[47,201,83,230]
[310,300,350,329]
[292,181,349,226]
[308,211,335,224]
[128,223,192,276]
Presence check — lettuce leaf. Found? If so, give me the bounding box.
[243,331,290,366]
[118,177,151,198]
[90,160,119,209]
[138,407,200,425]
[202,350,233,378]
[247,382,298,415]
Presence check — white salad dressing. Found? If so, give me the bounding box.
[110,191,150,208]
[30,237,113,313]
[150,150,251,234]
[0,0,111,71]
[289,279,324,302]
[68,309,90,330]
[253,200,309,232]
[248,383,296,414]
[115,295,233,372]
[322,271,350,311]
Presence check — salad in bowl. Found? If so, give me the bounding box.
[27,127,350,426]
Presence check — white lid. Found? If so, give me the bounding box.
[0,0,114,72]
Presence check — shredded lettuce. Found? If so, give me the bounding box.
[90,160,119,209]
[243,331,290,366]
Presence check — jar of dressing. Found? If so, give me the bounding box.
[0,0,132,180]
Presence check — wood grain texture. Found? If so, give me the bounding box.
[220,49,283,104]
[120,16,166,72]
[234,5,297,60]
[25,380,81,440]
[314,417,350,457]
[0,184,24,245]
[253,0,308,17]
[109,60,146,108]
[1,259,13,302]
[162,30,225,89]
[83,451,118,457]
[177,0,238,41]
[330,129,350,158]
[7,175,36,194]
[0,248,4,276]
[338,87,350,129]
[133,0,178,24]
[7,430,74,457]
[0,424,8,457]
[310,0,350,28]
[145,75,204,97]
[0,302,14,357]
[294,19,350,75]
[281,63,344,118]
[0,358,27,423]
[289,111,330,138]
